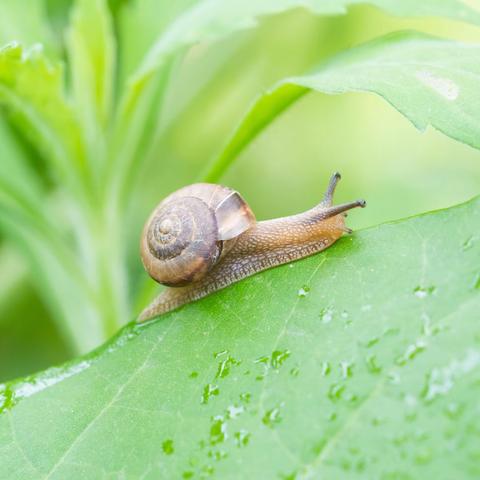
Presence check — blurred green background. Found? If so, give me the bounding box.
[1,2,480,382]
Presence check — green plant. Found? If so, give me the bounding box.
[0,1,479,478]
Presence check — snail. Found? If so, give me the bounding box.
[138,172,365,322]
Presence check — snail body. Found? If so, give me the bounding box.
[139,173,365,322]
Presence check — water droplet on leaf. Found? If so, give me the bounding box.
[201,384,219,404]
[340,361,354,379]
[162,439,174,455]
[262,406,282,428]
[216,355,240,379]
[239,392,251,404]
[321,361,331,376]
[365,354,382,374]
[271,350,291,369]
[298,285,310,297]
[413,286,436,298]
[209,416,227,445]
[234,430,251,447]
[328,383,345,402]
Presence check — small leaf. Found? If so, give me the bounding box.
[204,32,480,181]
[1,196,479,478]
[0,42,86,191]
[67,0,116,153]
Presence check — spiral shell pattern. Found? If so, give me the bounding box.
[142,196,220,286]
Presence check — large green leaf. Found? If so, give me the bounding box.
[204,31,480,181]
[112,0,480,208]
[1,195,479,479]
[132,0,480,90]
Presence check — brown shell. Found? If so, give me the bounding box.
[140,183,255,286]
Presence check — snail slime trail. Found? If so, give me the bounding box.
[139,173,366,322]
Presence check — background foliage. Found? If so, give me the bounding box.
[0,1,479,477]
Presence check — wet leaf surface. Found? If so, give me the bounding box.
[1,197,480,479]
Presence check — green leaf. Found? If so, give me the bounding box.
[204,32,480,181]
[1,196,479,478]
[113,0,480,205]
[0,117,99,353]
[0,43,87,196]
[133,0,480,91]
[67,0,116,176]
[116,0,197,85]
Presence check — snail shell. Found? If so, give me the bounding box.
[140,183,255,286]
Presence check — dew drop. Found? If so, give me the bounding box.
[214,350,228,359]
[271,349,291,369]
[209,416,227,445]
[182,471,194,479]
[262,406,282,428]
[365,336,380,348]
[327,411,337,422]
[201,464,215,476]
[327,382,345,402]
[473,273,480,290]
[365,354,382,374]
[420,351,480,403]
[254,350,291,379]
[345,392,359,405]
[189,371,198,379]
[361,304,372,312]
[162,439,174,455]
[254,355,269,365]
[290,367,300,377]
[239,392,251,404]
[421,313,433,337]
[395,339,427,365]
[208,450,227,461]
[340,361,354,379]
[444,402,463,420]
[413,286,436,298]
[234,430,251,447]
[201,384,220,404]
[462,236,476,251]
[226,404,244,419]
[320,307,333,324]
[298,285,310,297]
[388,371,400,384]
[215,355,240,379]
[321,361,331,376]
